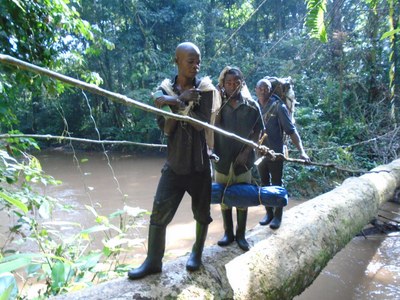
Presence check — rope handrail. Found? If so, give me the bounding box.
[0,133,370,173]
[0,54,266,153]
[0,133,167,148]
[0,54,372,173]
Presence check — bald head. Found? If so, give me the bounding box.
[175,42,201,62]
[255,78,272,104]
[174,42,201,79]
[256,78,272,90]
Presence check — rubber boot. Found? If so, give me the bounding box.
[217,208,235,246]
[259,207,274,226]
[128,224,165,279]
[236,209,250,251]
[186,222,208,271]
[269,207,283,229]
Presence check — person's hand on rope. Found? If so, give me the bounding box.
[258,145,276,160]
[299,150,311,163]
[255,133,275,160]
[254,145,276,166]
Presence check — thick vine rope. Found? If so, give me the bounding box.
[0,55,264,151]
[0,54,372,173]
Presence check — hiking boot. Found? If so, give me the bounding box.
[259,207,274,226]
[128,225,165,279]
[269,207,283,230]
[186,222,208,271]
[236,209,250,251]
[218,208,235,246]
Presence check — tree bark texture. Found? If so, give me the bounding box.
[53,159,400,300]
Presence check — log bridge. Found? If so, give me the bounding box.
[53,159,400,300]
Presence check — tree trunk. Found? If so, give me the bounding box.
[391,0,400,124]
[226,159,400,299]
[328,0,344,120]
[53,159,400,300]
[203,0,216,58]
[366,5,379,104]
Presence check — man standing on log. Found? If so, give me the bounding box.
[255,78,310,229]
[128,42,218,279]
[214,67,264,251]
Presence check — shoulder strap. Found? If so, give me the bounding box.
[262,99,279,121]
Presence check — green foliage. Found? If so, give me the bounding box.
[0,272,18,300]
[365,0,379,9]
[0,0,98,65]
[381,28,400,40]
[0,140,148,298]
[221,1,253,29]
[0,0,110,132]
[304,0,328,42]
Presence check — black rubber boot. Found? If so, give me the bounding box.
[128,224,165,279]
[186,222,208,271]
[259,207,274,226]
[269,207,283,229]
[217,208,235,246]
[236,209,250,251]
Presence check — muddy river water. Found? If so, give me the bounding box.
[2,150,399,299]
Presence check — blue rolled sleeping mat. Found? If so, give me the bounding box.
[211,182,288,208]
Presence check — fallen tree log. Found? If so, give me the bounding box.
[53,159,400,300]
